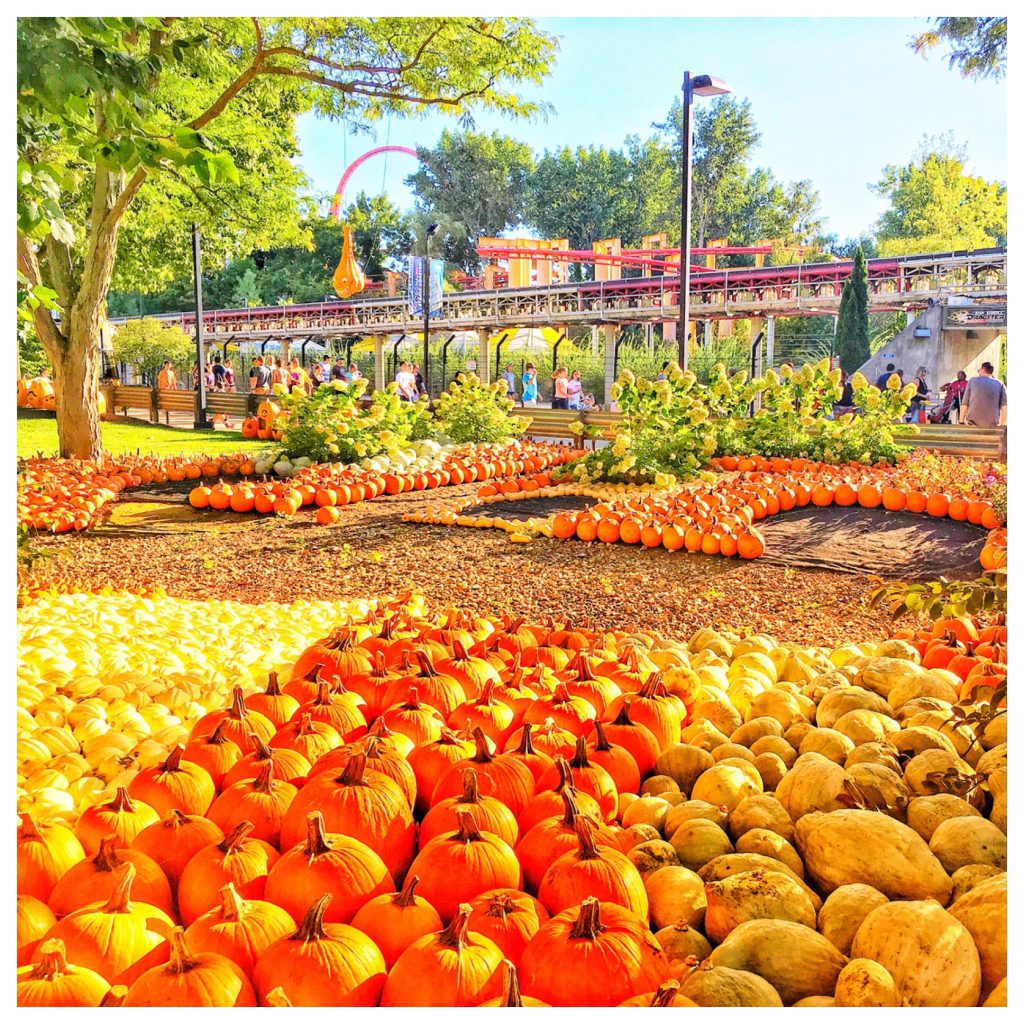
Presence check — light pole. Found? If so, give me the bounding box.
[678,72,732,371]
[192,222,209,427]
[423,222,440,398]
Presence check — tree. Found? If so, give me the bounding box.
[406,130,535,270]
[111,317,195,384]
[18,17,557,458]
[912,17,1007,81]
[835,247,870,374]
[872,135,1006,255]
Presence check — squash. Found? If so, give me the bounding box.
[678,963,783,1007]
[833,959,900,1007]
[734,828,804,878]
[644,864,707,930]
[817,884,888,956]
[928,816,1007,874]
[704,868,817,943]
[947,874,1006,1000]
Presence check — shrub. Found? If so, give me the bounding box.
[433,373,526,445]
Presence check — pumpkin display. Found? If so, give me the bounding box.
[349,875,443,970]
[18,814,86,902]
[73,788,160,856]
[17,939,111,1007]
[127,745,215,818]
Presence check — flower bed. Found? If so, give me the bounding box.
[18,591,1006,1006]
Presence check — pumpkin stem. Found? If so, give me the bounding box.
[478,680,495,705]
[575,653,597,682]
[415,651,439,678]
[593,720,613,752]
[560,788,580,827]
[264,988,293,1007]
[569,897,606,940]
[303,812,334,857]
[93,835,123,873]
[438,903,474,949]
[31,940,69,981]
[452,638,471,661]
[19,812,42,840]
[573,816,601,860]
[405,687,422,710]
[302,661,326,683]
[217,883,247,922]
[650,980,681,1007]
[460,767,482,805]
[337,752,367,786]
[392,875,421,909]
[100,986,127,1007]
[612,700,636,726]
[484,893,516,920]
[166,927,201,974]
[102,863,136,913]
[470,727,494,764]
[229,686,249,720]
[292,895,332,942]
[296,713,316,736]
[454,808,484,842]
[109,786,135,814]
[265,671,283,696]
[250,735,274,760]
[252,761,275,794]
[163,744,186,772]
[170,808,193,827]
[219,821,255,853]
[207,721,232,746]
[570,734,591,769]
[553,682,572,703]
[515,723,537,756]
[639,673,667,699]
[500,959,525,1007]
[372,651,390,678]
[314,682,333,705]
[555,757,575,792]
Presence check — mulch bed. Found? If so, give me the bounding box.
[20,480,977,646]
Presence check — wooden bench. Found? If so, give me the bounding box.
[156,389,200,425]
[206,392,253,420]
[902,425,1006,460]
[110,385,158,421]
[510,408,583,445]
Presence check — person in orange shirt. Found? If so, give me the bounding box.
[157,361,177,390]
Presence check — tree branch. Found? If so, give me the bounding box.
[17,232,68,353]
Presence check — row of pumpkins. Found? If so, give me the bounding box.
[18,378,107,415]
[17,591,1006,1006]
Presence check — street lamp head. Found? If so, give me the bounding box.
[691,74,732,97]
[426,222,440,237]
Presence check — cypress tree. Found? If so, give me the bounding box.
[835,246,871,375]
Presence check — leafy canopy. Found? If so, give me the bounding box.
[912,17,1006,81]
[110,317,196,380]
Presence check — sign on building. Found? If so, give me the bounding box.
[943,306,1008,330]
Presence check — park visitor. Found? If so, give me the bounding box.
[212,356,226,391]
[346,363,360,383]
[932,370,968,423]
[289,357,312,394]
[502,362,517,401]
[413,363,425,399]
[204,363,215,389]
[832,374,855,417]
[522,363,538,406]
[567,369,584,410]
[961,361,1007,428]
[311,359,326,387]
[552,367,569,409]
[223,359,236,391]
[270,357,288,390]
[157,361,177,391]
[396,361,417,401]
[907,366,930,422]
[875,362,897,389]
[249,356,272,394]
[657,361,670,381]
[331,356,347,381]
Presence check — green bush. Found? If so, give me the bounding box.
[433,373,527,445]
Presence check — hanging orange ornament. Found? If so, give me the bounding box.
[333,225,366,299]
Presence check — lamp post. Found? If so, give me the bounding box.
[192,222,209,427]
[677,72,732,372]
[422,222,440,398]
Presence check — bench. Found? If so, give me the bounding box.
[109,386,158,421]
[206,392,253,420]
[902,425,1006,460]
[510,408,584,445]
[156,389,200,425]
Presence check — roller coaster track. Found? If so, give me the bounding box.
[113,248,1006,341]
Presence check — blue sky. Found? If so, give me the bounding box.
[294,17,1007,241]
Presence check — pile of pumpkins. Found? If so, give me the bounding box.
[17,590,1006,1006]
[17,378,107,415]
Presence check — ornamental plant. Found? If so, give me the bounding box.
[433,373,526,445]
[813,371,915,464]
[274,378,432,464]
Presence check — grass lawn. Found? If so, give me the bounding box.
[18,413,270,460]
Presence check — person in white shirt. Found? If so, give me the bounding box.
[396,360,417,401]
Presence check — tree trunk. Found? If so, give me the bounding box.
[54,308,104,461]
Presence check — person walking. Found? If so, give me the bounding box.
[412,363,425,399]
[269,357,288,391]
[551,367,569,409]
[396,361,417,401]
[330,356,347,382]
[566,369,584,410]
[961,361,1007,427]
[212,355,226,391]
[907,366,930,422]
[502,362,517,403]
[522,363,538,406]
[223,359,236,392]
[157,361,178,391]
[346,363,361,384]
[249,356,271,394]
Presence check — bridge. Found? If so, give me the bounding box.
[110,247,1006,394]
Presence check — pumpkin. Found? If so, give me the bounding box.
[123,927,256,1006]
[253,894,387,1006]
[851,899,981,1007]
[833,958,901,1007]
[517,757,604,834]
[291,681,368,743]
[184,884,296,976]
[501,721,555,783]
[48,835,174,919]
[535,734,618,823]
[349,874,443,969]
[127,744,215,818]
[383,651,467,718]
[709,918,848,1005]
[74,787,159,856]
[380,902,504,1006]
[644,864,708,930]
[408,809,522,922]
[520,897,669,1007]
[279,752,416,881]
[244,671,300,728]
[604,690,678,761]
[449,680,516,745]
[378,687,446,746]
[477,958,550,1006]
[406,730,476,816]
[270,713,342,763]
[18,894,58,967]
[618,978,699,1007]
[42,863,175,987]
[586,720,641,794]
[704,868,817,943]
[333,223,366,298]
[420,767,519,847]
[18,813,86,902]
[17,939,111,1008]
[130,810,225,894]
[182,722,243,789]
[654,921,711,963]
[266,811,392,924]
[538,816,648,919]
[207,762,298,848]
[467,889,548,968]
[291,627,373,687]
[678,962,784,1007]
[947,874,1006,1000]
[431,727,535,816]
[177,821,280,926]
[221,735,311,789]
[189,686,275,747]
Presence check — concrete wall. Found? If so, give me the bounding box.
[858,303,1003,388]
